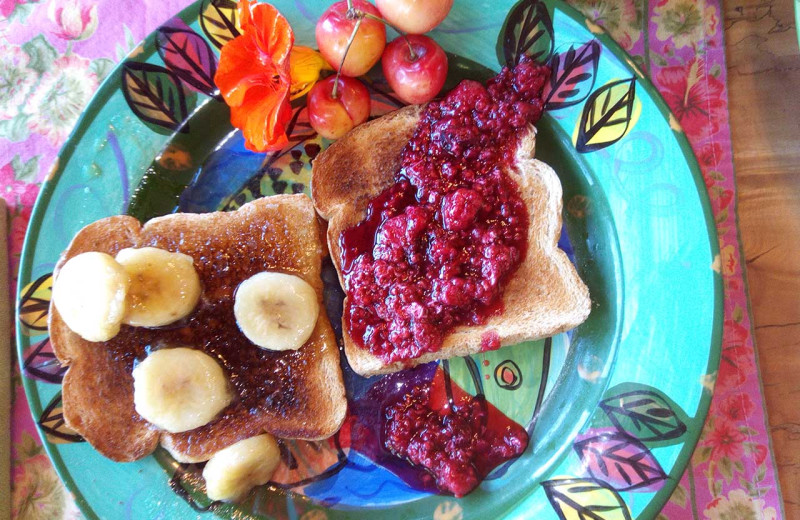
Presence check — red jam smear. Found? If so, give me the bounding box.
[383,367,528,497]
[340,57,550,363]
[480,330,501,352]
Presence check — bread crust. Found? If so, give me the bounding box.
[311,107,591,376]
[49,195,347,462]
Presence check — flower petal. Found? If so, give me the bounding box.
[246,1,293,65]
[216,32,276,107]
[216,1,295,152]
[289,46,331,99]
[230,81,292,152]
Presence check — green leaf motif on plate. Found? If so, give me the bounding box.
[575,78,637,153]
[498,0,554,66]
[542,477,632,520]
[597,382,690,447]
[121,62,191,132]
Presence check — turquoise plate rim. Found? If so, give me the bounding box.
[16,0,723,518]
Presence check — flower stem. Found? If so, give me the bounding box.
[332,17,363,99]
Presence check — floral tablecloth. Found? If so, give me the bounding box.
[1,0,786,518]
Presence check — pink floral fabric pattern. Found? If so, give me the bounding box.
[2,0,784,518]
[569,0,785,517]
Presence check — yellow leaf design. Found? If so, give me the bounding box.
[543,477,632,520]
[199,0,242,50]
[289,46,332,100]
[18,273,52,334]
[573,78,640,153]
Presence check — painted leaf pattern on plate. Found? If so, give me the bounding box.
[542,477,632,520]
[544,40,601,110]
[18,272,52,333]
[500,0,554,66]
[575,77,637,152]
[598,383,689,445]
[38,393,84,444]
[199,0,241,50]
[156,25,219,98]
[9,0,781,517]
[22,338,66,384]
[121,61,190,131]
[270,436,347,488]
[574,429,668,491]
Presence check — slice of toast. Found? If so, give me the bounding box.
[49,195,347,463]
[312,106,591,376]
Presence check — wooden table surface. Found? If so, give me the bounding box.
[724,0,800,516]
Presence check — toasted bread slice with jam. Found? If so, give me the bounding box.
[312,106,591,376]
[49,195,347,463]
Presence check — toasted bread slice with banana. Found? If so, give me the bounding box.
[49,195,347,463]
[312,106,591,376]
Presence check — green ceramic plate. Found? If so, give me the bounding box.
[795,0,800,49]
[16,0,722,518]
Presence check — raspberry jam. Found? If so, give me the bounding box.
[340,58,550,362]
[382,366,528,497]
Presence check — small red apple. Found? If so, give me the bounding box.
[382,35,448,105]
[308,75,371,139]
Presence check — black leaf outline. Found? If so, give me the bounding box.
[573,431,668,491]
[199,0,240,50]
[156,26,220,99]
[23,337,66,384]
[575,77,636,153]
[599,388,688,443]
[499,0,554,66]
[269,434,348,489]
[18,272,52,332]
[543,478,633,520]
[38,393,85,443]
[546,40,601,110]
[121,61,189,132]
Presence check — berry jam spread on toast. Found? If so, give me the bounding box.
[340,57,550,363]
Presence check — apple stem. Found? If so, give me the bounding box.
[350,9,418,61]
[402,34,418,61]
[332,17,363,100]
[346,0,353,9]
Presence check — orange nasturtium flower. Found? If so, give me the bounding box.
[215,1,330,152]
[215,0,294,152]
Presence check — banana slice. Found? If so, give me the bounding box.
[115,247,201,327]
[233,272,319,351]
[52,252,130,342]
[202,434,281,502]
[132,347,231,433]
